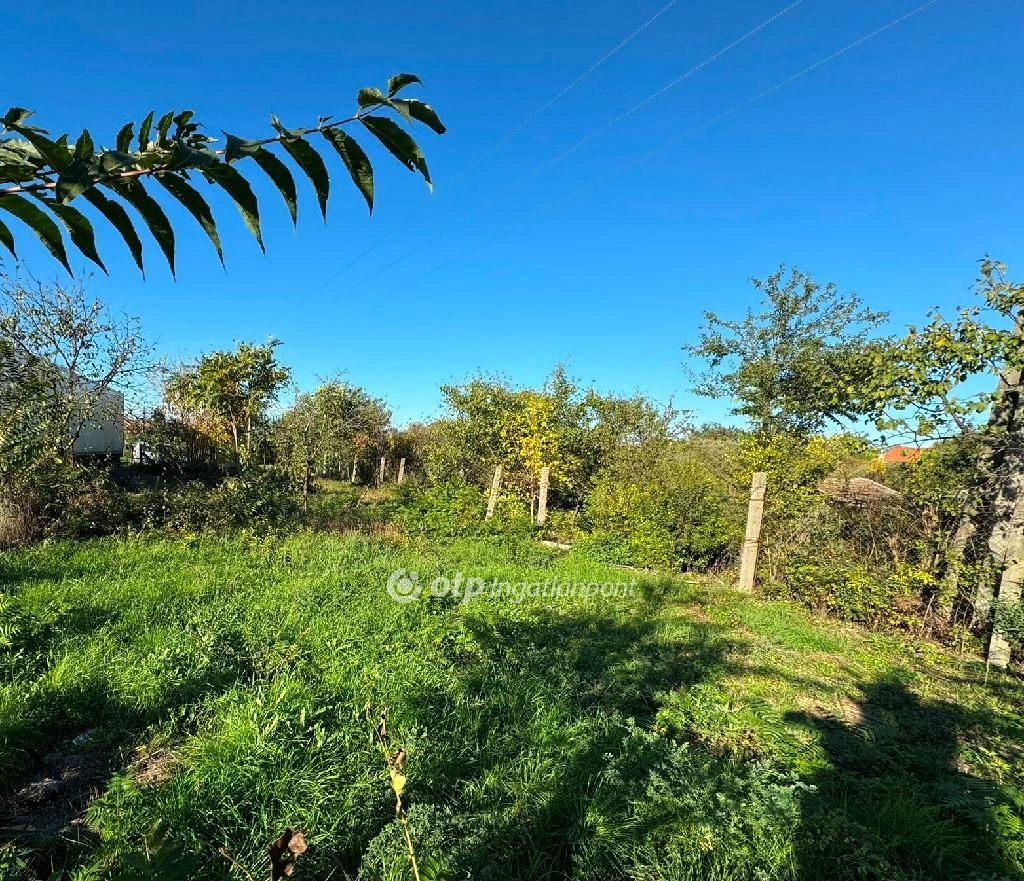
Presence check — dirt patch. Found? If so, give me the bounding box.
[836,697,865,727]
[0,731,111,847]
[130,746,178,787]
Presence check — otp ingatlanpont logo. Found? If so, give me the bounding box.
[386,568,423,603]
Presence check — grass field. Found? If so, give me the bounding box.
[2,531,1024,880]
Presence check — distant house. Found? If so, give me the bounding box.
[879,445,924,465]
[71,383,125,461]
[0,347,124,461]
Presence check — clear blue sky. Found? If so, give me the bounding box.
[5,0,1022,425]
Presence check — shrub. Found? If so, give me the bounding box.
[161,469,299,532]
[0,490,44,549]
[584,459,742,571]
[2,463,137,546]
[778,559,929,629]
[393,479,488,537]
[54,468,299,538]
[55,475,134,538]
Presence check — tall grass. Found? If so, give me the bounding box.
[1,533,1022,879]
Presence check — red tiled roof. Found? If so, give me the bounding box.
[879,445,924,464]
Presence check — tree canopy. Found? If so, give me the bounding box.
[684,267,887,438]
[164,340,290,462]
[0,74,445,276]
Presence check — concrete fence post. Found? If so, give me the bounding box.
[536,466,550,526]
[738,472,768,592]
[397,457,406,484]
[485,465,502,520]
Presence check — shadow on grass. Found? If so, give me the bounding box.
[789,675,1024,880]
[358,583,747,881]
[0,625,257,874]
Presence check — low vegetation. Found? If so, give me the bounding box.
[5,259,1024,878]
[2,530,1023,880]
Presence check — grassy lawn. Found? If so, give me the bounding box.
[2,531,1023,880]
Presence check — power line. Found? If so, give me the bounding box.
[307,0,681,296]
[377,0,943,297]
[519,0,806,181]
[342,0,807,293]
[458,0,682,178]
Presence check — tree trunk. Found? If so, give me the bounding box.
[977,308,1024,666]
[987,487,1024,666]
[302,458,311,512]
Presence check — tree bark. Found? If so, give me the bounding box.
[977,308,1024,666]
[302,458,311,512]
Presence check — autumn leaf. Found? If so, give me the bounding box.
[268,828,308,881]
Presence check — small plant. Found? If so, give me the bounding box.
[366,704,421,881]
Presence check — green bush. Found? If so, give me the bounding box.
[584,467,741,571]
[393,479,487,537]
[54,468,299,539]
[778,560,930,629]
[162,469,298,532]
[55,475,135,538]
[393,479,536,539]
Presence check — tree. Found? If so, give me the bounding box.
[0,274,149,544]
[685,267,887,438]
[0,273,148,473]
[426,367,680,513]
[0,74,444,275]
[274,381,390,506]
[865,258,1024,666]
[165,340,290,464]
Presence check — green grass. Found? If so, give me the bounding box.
[1,532,1023,880]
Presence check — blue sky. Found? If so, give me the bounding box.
[5,0,1022,425]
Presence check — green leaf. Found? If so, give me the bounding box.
[278,136,330,220]
[155,173,223,266]
[322,129,373,214]
[202,163,264,251]
[270,114,303,139]
[223,133,260,163]
[36,196,107,273]
[166,143,218,172]
[81,188,145,276]
[0,193,71,273]
[105,178,175,277]
[358,88,387,109]
[387,73,422,97]
[74,129,94,160]
[55,158,99,204]
[251,148,298,227]
[10,125,70,172]
[391,99,446,135]
[361,116,431,188]
[2,107,35,130]
[357,89,411,124]
[98,150,135,173]
[116,122,134,153]
[156,111,174,146]
[0,215,16,259]
[138,111,155,150]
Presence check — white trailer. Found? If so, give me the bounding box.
[71,385,125,460]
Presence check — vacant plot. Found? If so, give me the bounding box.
[1,532,1023,880]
